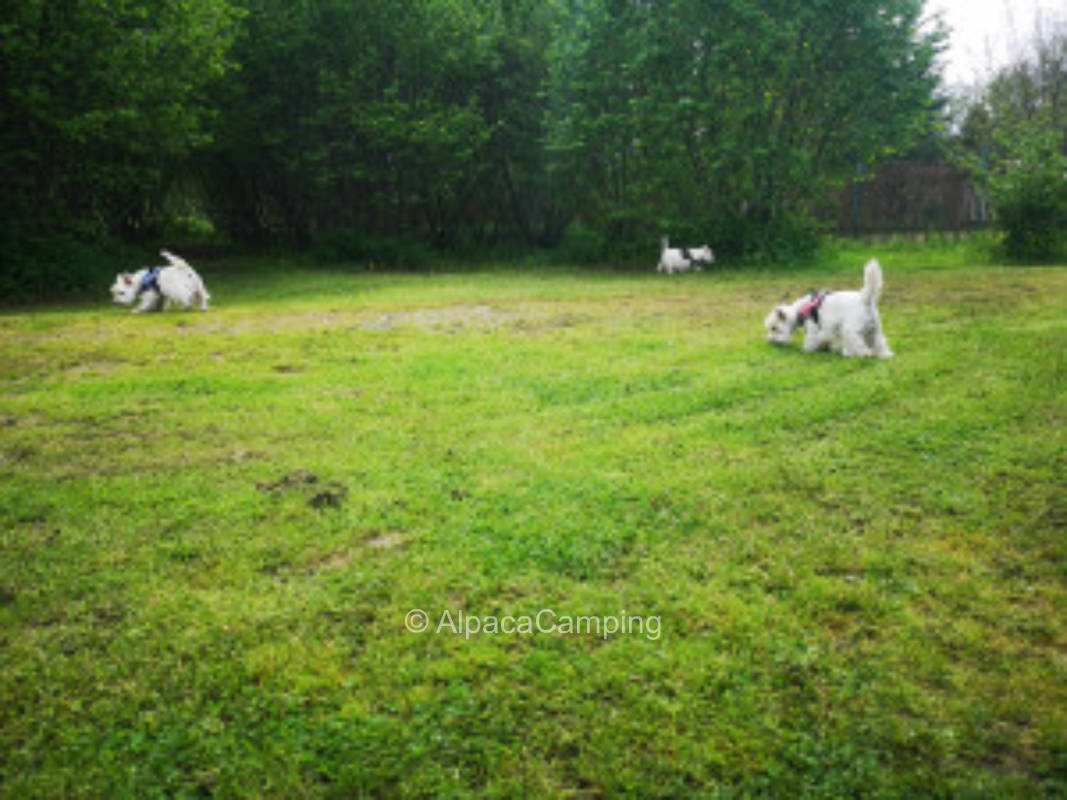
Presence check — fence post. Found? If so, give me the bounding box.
[977,146,989,227]
[852,161,865,236]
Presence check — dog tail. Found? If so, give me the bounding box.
[160,249,189,269]
[861,258,883,307]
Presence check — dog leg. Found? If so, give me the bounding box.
[841,329,874,357]
[868,312,893,358]
[195,280,211,310]
[871,332,893,359]
[133,291,160,313]
[802,322,826,353]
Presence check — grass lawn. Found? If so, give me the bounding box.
[1,254,1064,797]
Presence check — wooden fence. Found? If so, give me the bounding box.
[824,161,989,235]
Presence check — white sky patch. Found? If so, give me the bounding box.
[924,0,1064,89]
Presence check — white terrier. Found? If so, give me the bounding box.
[764,258,892,358]
[657,237,715,274]
[110,250,210,313]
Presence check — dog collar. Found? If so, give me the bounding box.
[797,291,829,325]
[138,267,162,295]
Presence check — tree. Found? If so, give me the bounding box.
[0,0,242,240]
[543,0,944,258]
[958,22,1067,259]
[203,0,558,250]
[2,0,948,278]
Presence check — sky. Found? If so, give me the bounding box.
[926,0,1064,89]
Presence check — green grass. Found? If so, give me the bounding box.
[1,257,1064,798]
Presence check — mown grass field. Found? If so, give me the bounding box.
[1,253,1064,798]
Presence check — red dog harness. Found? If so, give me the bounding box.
[797,291,829,325]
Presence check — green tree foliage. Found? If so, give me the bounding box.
[959,25,1067,260]
[205,0,940,257]
[3,0,943,277]
[1,0,242,240]
[546,0,942,257]
[203,0,558,249]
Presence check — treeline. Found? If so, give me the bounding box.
[3,0,944,286]
[955,23,1067,260]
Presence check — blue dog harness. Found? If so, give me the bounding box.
[138,267,162,295]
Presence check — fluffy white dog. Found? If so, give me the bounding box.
[764,258,892,358]
[110,250,210,313]
[657,237,715,274]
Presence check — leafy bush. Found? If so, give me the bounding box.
[555,211,826,268]
[957,27,1067,262]
[0,235,140,304]
[311,229,437,270]
[554,224,607,265]
[705,212,825,264]
[982,119,1067,261]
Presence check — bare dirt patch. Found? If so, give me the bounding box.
[358,304,515,332]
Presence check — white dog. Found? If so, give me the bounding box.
[657,237,715,274]
[764,258,892,358]
[110,250,210,313]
